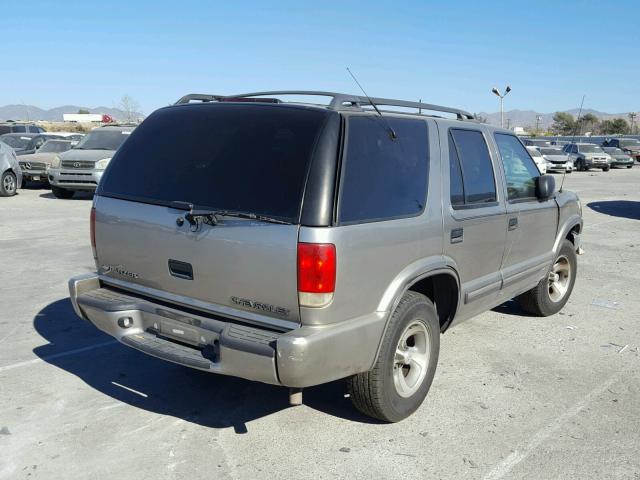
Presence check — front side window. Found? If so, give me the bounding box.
[339,116,428,224]
[448,129,497,206]
[495,133,540,201]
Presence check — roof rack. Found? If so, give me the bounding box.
[174,91,475,121]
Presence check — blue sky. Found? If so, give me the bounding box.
[4,0,639,115]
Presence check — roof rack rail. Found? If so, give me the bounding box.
[175,91,475,120]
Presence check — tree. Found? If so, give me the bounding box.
[77,108,90,114]
[551,112,575,135]
[600,118,630,135]
[580,113,599,134]
[119,94,141,122]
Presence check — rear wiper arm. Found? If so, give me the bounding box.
[215,211,291,225]
[169,201,290,226]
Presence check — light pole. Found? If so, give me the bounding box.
[492,86,512,129]
[535,115,542,135]
[629,112,637,135]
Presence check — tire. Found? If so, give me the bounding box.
[576,159,585,171]
[518,239,577,316]
[347,291,440,422]
[602,166,610,172]
[51,186,74,199]
[0,170,17,197]
[627,165,633,169]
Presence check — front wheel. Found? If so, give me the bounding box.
[347,291,440,422]
[0,171,17,197]
[51,186,74,199]
[518,239,577,316]
[627,165,633,169]
[602,166,610,172]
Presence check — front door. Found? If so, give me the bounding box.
[491,133,558,301]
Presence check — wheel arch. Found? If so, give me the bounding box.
[371,265,461,367]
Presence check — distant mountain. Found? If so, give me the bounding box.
[477,108,633,129]
[0,104,142,122]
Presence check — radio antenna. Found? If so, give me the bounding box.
[346,67,397,140]
[559,94,585,193]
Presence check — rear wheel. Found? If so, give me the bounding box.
[51,186,74,199]
[518,239,577,316]
[627,165,633,169]
[347,291,440,422]
[0,171,17,197]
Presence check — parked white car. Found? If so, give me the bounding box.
[538,147,573,173]
[526,146,548,174]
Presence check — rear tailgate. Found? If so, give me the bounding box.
[93,102,337,328]
[95,196,300,324]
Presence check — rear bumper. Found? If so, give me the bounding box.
[69,273,385,388]
[49,168,102,191]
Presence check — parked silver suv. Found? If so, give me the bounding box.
[68,92,583,422]
[48,124,135,198]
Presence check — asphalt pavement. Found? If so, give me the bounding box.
[1,168,639,480]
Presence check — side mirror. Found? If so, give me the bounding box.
[536,175,556,200]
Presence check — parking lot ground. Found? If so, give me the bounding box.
[1,169,639,480]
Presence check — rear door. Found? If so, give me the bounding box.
[442,126,507,322]
[491,133,558,299]
[95,103,336,327]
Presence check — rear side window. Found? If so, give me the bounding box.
[99,104,330,223]
[448,129,497,206]
[339,116,428,224]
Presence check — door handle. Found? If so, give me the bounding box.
[508,217,518,231]
[450,228,463,244]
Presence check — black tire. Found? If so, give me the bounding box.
[0,170,17,197]
[627,165,633,169]
[602,166,610,172]
[51,186,74,199]
[518,239,577,316]
[576,159,585,171]
[347,291,440,422]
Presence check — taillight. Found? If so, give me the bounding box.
[90,206,97,259]
[297,243,336,308]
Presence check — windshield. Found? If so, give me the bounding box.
[0,136,31,149]
[39,140,72,153]
[99,104,330,223]
[528,148,542,158]
[620,139,640,147]
[74,130,131,150]
[540,148,564,155]
[578,145,603,153]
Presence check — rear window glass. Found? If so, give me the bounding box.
[99,104,330,223]
[449,129,496,205]
[339,116,428,224]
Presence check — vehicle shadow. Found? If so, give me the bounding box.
[492,299,537,317]
[33,299,378,432]
[38,192,94,200]
[587,201,640,220]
